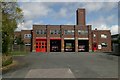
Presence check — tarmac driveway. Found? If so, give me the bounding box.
[2,52,118,78]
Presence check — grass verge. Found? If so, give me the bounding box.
[2,60,19,74]
[2,55,13,67]
[11,51,28,56]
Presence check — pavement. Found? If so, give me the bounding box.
[2,52,118,78]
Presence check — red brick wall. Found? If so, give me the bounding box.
[76,9,86,25]
[92,30,111,52]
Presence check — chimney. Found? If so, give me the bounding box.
[76,8,86,25]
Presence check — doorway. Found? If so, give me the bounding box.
[92,42,97,52]
[78,40,89,52]
[50,39,61,52]
[64,40,75,52]
[36,39,47,52]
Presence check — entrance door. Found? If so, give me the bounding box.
[36,39,47,52]
[93,43,97,52]
[36,41,40,52]
[40,41,46,52]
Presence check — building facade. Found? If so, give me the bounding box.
[14,8,111,52]
[111,34,120,54]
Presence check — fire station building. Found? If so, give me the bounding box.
[14,8,111,52]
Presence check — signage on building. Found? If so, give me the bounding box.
[98,45,102,49]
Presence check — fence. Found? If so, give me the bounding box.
[12,44,27,52]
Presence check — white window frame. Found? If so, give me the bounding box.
[101,42,107,47]
[50,30,60,34]
[93,34,96,38]
[36,30,46,34]
[101,34,107,38]
[78,30,88,35]
[64,30,74,35]
[25,43,31,46]
[24,34,31,38]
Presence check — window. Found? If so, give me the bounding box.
[101,34,107,38]
[24,34,31,38]
[36,30,46,34]
[78,30,88,35]
[101,42,107,47]
[25,43,31,46]
[64,30,74,35]
[40,30,42,34]
[50,30,54,34]
[50,30,61,34]
[93,34,96,38]
[36,30,39,34]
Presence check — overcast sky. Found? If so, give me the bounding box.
[16,1,119,35]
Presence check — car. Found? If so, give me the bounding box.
[51,46,59,51]
[78,45,85,51]
[65,48,72,51]
[65,46,73,51]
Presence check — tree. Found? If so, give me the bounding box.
[15,34,24,45]
[1,2,23,55]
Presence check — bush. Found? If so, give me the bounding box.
[2,55,13,67]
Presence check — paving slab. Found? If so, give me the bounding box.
[25,68,75,78]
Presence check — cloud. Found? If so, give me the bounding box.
[89,13,117,27]
[96,24,110,30]
[20,2,117,20]
[20,2,52,20]
[110,25,118,35]
[89,13,118,35]
[58,8,68,17]
[53,7,74,20]
[24,20,33,29]
[16,2,118,34]
[16,20,33,31]
[33,21,44,25]
[79,2,117,13]
[82,2,104,12]
[18,0,119,2]
[92,24,118,35]
[16,23,27,31]
[16,2,53,30]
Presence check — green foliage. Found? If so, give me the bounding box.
[2,55,13,66]
[1,2,23,54]
[2,32,10,53]
[15,35,24,45]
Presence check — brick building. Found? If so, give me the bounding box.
[14,8,111,52]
